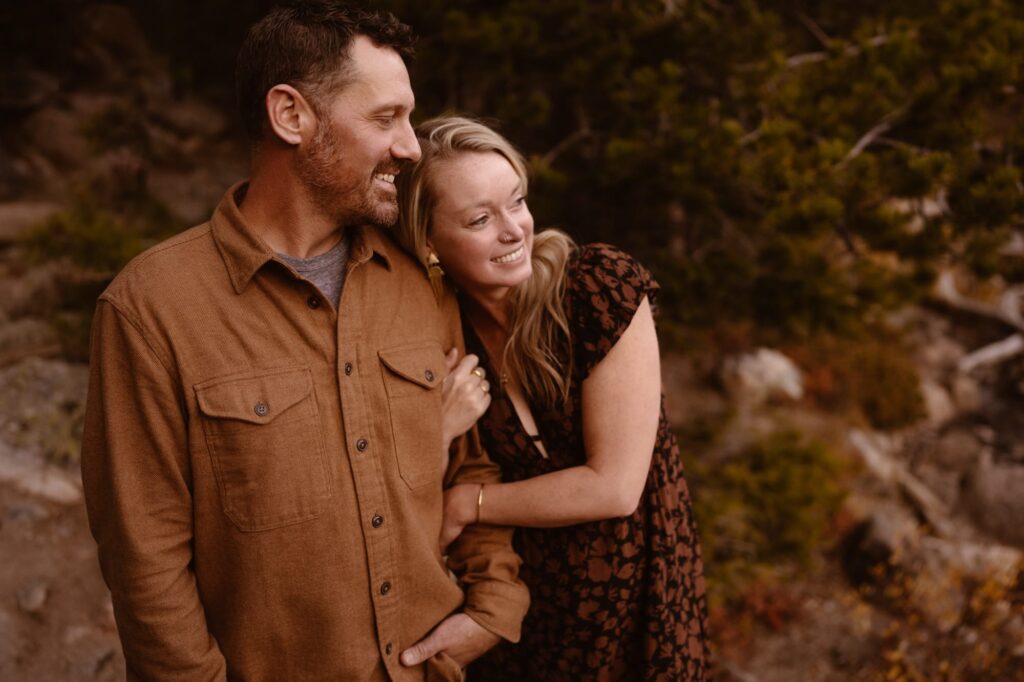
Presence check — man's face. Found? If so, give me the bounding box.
[296,36,421,228]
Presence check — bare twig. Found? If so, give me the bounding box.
[934,269,1024,333]
[959,334,1024,373]
[797,12,831,49]
[540,129,589,167]
[836,108,905,169]
[783,33,893,69]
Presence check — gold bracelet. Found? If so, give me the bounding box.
[476,483,485,524]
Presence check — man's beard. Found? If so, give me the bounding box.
[297,120,399,228]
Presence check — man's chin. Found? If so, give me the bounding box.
[365,200,399,228]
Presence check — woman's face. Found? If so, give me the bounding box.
[427,151,534,300]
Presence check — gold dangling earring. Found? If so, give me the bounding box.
[427,252,445,302]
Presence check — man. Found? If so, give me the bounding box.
[80,2,528,679]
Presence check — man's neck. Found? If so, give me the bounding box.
[239,166,344,259]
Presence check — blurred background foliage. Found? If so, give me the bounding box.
[5,0,1023,344]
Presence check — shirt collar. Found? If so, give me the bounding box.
[211,181,393,294]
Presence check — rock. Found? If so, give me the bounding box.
[21,107,93,169]
[931,428,984,475]
[911,537,1021,633]
[0,439,84,504]
[0,358,89,463]
[964,452,1024,547]
[0,609,31,677]
[62,624,118,679]
[153,96,229,138]
[4,501,51,523]
[721,348,804,406]
[0,201,61,245]
[919,379,956,425]
[0,69,61,113]
[950,374,982,413]
[16,579,49,614]
[0,261,63,320]
[0,318,61,365]
[840,500,921,587]
[916,335,966,377]
[912,462,961,509]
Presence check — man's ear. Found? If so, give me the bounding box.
[265,84,317,146]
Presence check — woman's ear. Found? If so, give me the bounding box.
[265,84,317,146]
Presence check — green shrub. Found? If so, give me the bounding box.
[794,333,925,430]
[688,430,846,608]
[20,199,142,272]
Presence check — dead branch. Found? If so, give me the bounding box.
[934,269,1024,333]
[836,108,905,169]
[797,12,831,49]
[958,334,1024,373]
[848,430,956,539]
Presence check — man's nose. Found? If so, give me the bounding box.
[392,119,421,162]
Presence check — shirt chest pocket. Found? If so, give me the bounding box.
[195,367,331,532]
[378,343,445,490]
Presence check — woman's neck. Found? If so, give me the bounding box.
[462,292,513,365]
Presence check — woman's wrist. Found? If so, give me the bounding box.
[457,483,481,525]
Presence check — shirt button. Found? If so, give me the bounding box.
[307,295,321,309]
[371,514,384,528]
[385,643,393,656]
[356,438,369,452]
[424,369,435,382]
[344,362,353,376]
[254,402,269,417]
[380,581,391,595]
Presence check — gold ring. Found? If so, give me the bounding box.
[472,367,485,379]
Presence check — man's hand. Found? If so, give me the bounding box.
[400,613,500,668]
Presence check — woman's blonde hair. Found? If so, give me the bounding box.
[396,115,576,407]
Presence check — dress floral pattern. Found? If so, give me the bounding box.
[465,244,710,681]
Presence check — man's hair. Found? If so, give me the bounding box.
[235,0,415,143]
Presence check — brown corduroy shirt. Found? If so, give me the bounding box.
[80,183,529,681]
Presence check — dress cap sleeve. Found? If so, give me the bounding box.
[569,243,660,379]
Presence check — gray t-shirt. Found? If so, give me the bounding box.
[278,233,350,308]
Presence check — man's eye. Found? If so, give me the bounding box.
[377,116,396,127]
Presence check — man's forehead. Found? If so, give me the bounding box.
[332,36,414,106]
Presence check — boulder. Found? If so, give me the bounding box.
[964,452,1024,547]
[0,318,61,367]
[919,379,956,426]
[0,201,61,245]
[21,107,92,169]
[0,70,61,114]
[0,358,89,464]
[721,348,804,406]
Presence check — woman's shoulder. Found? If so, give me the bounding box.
[567,242,657,298]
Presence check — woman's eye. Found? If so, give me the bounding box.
[512,196,527,208]
[470,214,489,227]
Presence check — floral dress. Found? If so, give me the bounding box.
[465,244,709,681]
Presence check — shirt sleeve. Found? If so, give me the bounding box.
[437,291,530,644]
[570,243,661,380]
[80,299,227,681]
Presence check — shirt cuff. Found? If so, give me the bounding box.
[462,580,530,643]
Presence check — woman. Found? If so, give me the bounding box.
[397,116,709,681]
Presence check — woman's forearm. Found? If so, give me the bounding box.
[463,464,642,528]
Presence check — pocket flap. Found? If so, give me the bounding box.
[379,344,445,390]
[195,368,313,425]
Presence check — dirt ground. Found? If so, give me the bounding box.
[1,481,125,681]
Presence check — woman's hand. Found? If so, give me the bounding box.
[440,483,480,551]
[440,349,491,467]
